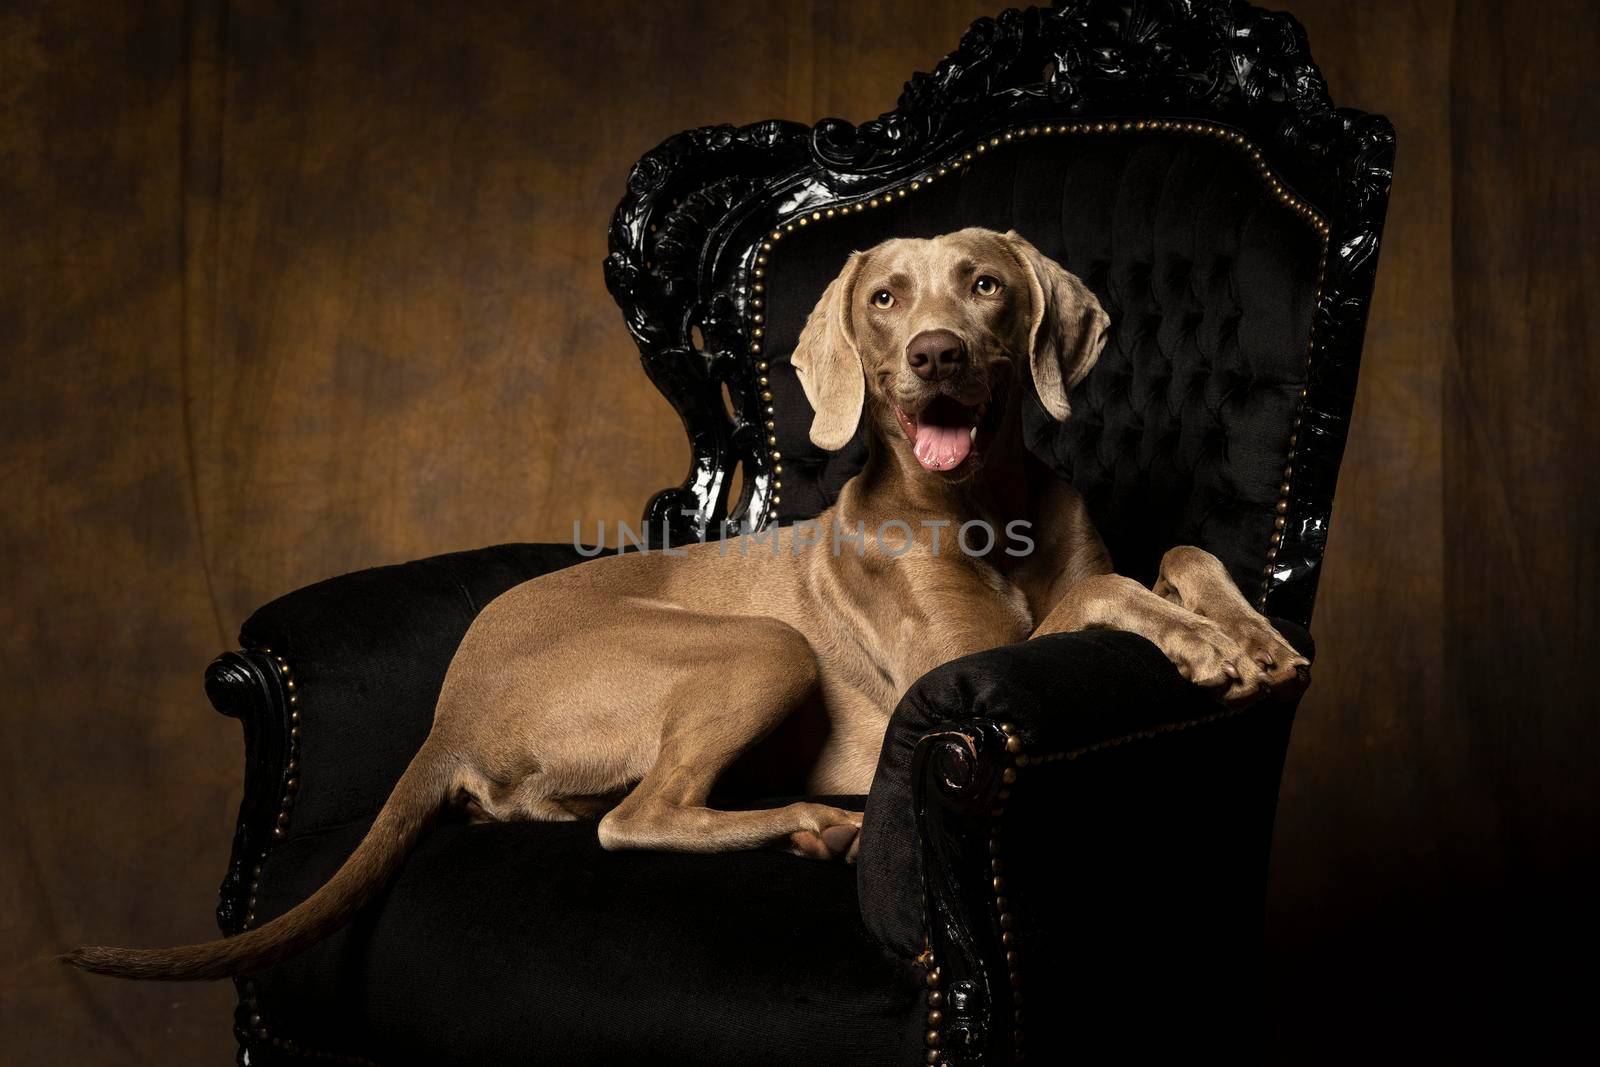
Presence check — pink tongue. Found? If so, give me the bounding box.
[913,422,973,471]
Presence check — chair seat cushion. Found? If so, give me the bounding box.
[248,802,925,1066]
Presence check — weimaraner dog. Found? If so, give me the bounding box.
[68,227,1306,980]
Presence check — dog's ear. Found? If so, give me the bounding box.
[1003,230,1110,421]
[791,252,866,451]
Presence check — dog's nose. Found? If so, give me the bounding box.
[905,330,966,382]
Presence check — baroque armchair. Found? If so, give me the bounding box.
[202,2,1392,1063]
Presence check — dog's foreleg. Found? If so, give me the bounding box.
[1032,572,1271,704]
[1153,546,1309,694]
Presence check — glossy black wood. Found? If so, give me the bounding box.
[205,650,295,1063]
[912,723,1016,1066]
[605,0,1394,626]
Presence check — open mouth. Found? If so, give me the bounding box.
[894,393,996,473]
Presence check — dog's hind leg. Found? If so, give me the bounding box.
[455,775,580,824]
[595,616,863,861]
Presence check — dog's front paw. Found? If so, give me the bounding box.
[1211,610,1310,699]
[1156,615,1268,706]
[786,806,864,863]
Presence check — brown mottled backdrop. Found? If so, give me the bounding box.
[2,1,1595,1062]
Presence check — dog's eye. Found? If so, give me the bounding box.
[972,275,1002,297]
[871,289,895,309]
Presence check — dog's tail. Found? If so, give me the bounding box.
[62,741,454,981]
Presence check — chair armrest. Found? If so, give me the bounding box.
[204,542,599,935]
[857,623,1312,1062]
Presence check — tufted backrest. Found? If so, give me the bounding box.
[760,128,1323,603]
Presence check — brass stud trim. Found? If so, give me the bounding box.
[248,648,302,897]
[236,647,389,1064]
[919,945,941,1058]
[977,721,1027,1056]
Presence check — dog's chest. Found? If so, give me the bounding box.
[970,556,1036,636]
[815,554,1033,715]
[889,560,1033,675]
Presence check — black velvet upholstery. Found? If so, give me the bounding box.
[251,811,922,1066]
[238,543,602,837]
[231,543,1312,1062]
[997,700,1297,1059]
[764,132,1322,595]
[235,545,931,1065]
[858,622,1312,958]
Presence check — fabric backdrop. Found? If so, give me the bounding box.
[2,1,1595,1062]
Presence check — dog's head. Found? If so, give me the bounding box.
[791,227,1109,480]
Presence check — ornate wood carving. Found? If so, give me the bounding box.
[912,722,1015,1065]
